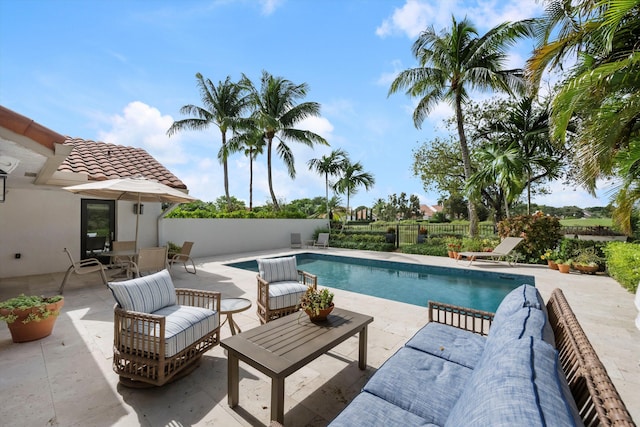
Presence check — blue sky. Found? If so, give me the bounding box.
[0,0,615,210]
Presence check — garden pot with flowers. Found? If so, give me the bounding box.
[298,286,334,322]
[0,294,64,343]
[541,249,560,270]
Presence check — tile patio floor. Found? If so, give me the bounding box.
[1,248,638,426]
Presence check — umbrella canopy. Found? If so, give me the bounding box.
[63,177,197,249]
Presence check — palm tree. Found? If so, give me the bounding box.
[228,125,265,211]
[481,96,562,214]
[527,0,640,232]
[240,71,328,210]
[332,159,375,220]
[167,73,248,210]
[307,149,349,220]
[388,16,534,237]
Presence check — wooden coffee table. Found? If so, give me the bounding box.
[220,307,374,424]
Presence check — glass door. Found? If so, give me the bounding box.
[81,199,115,261]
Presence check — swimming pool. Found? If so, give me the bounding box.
[226,253,535,312]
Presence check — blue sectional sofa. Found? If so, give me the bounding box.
[329,285,636,427]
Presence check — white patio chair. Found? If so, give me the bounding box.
[457,237,524,266]
[313,233,330,248]
[59,247,108,294]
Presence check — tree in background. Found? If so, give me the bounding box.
[307,149,349,220]
[240,70,328,210]
[167,73,248,211]
[389,16,535,237]
[333,159,375,221]
[228,125,265,210]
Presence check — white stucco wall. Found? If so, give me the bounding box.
[159,218,328,258]
[0,187,161,278]
[1,189,328,279]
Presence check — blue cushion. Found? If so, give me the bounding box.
[257,256,298,283]
[108,269,176,313]
[445,336,583,427]
[329,391,437,427]
[405,322,487,369]
[487,305,555,348]
[494,284,543,320]
[364,347,472,425]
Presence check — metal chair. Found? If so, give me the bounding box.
[290,233,302,249]
[168,241,196,274]
[59,247,108,294]
[109,240,137,278]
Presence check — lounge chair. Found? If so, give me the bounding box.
[290,233,302,249]
[59,247,108,294]
[313,232,329,248]
[169,241,197,274]
[458,236,523,266]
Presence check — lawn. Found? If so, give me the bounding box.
[559,218,612,227]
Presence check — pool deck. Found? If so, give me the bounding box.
[1,247,638,426]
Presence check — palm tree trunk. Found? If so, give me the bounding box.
[455,96,478,237]
[249,148,254,211]
[325,173,330,220]
[221,132,231,211]
[527,169,531,215]
[267,137,279,210]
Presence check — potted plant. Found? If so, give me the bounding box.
[417,227,428,243]
[298,286,334,322]
[556,259,572,274]
[385,227,396,244]
[0,294,64,343]
[541,249,560,270]
[445,237,462,259]
[572,248,603,274]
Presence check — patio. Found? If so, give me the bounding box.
[1,248,638,426]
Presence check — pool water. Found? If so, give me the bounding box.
[226,253,535,312]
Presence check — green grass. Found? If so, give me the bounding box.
[559,218,612,227]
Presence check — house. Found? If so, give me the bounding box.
[420,204,444,220]
[0,105,189,279]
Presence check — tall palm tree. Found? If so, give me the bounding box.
[228,125,265,211]
[389,16,534,237]
[167,73,248,210]
[240,71,328,210]
[332,159,375,220]
[307,149,349,220]
[527,0,640,232]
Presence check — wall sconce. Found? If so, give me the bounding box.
[133,203,144,215]
[0,173,6,203]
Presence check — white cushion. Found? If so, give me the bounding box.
[268,281,308,309]
[108,269,176,313]
[152,305,219,357]
[258,256,298,283]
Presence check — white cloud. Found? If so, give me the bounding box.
[259,0,284,15]
[377,0,543,39]
[98,101,189,166]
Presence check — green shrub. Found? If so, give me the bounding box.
[400,237,449,256]
[497,213,563,263]
[604,242,640,293]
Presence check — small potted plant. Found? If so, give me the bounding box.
[417,227,428,243]
[298,286,334,322]
[0,294,64,343]
[572,248,603,274]
[556,259,572,274]
[385,227,396,244]
[541,249,559,270]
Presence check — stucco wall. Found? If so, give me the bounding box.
[159,218,328,258]
[0,187,161,278]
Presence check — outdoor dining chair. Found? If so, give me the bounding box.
[59,247,108,294]
[109,240,137,278]
[131,246,169,277]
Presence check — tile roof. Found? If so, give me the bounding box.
[59,138,187,189]
[0,105,66,150]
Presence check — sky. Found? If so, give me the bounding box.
[0,0,617,210]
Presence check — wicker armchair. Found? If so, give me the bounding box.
[256,256,317,324]
[109,269,221,387]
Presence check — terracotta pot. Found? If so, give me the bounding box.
[557,264,571,274]
[574,264,599,274]
[2,299,64,343]
[548,260,559,270]
[306,304,334,322]
[448,250,454,258]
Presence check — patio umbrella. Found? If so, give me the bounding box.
[63,177,197,249]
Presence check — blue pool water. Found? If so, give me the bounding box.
[226,253,535,312]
